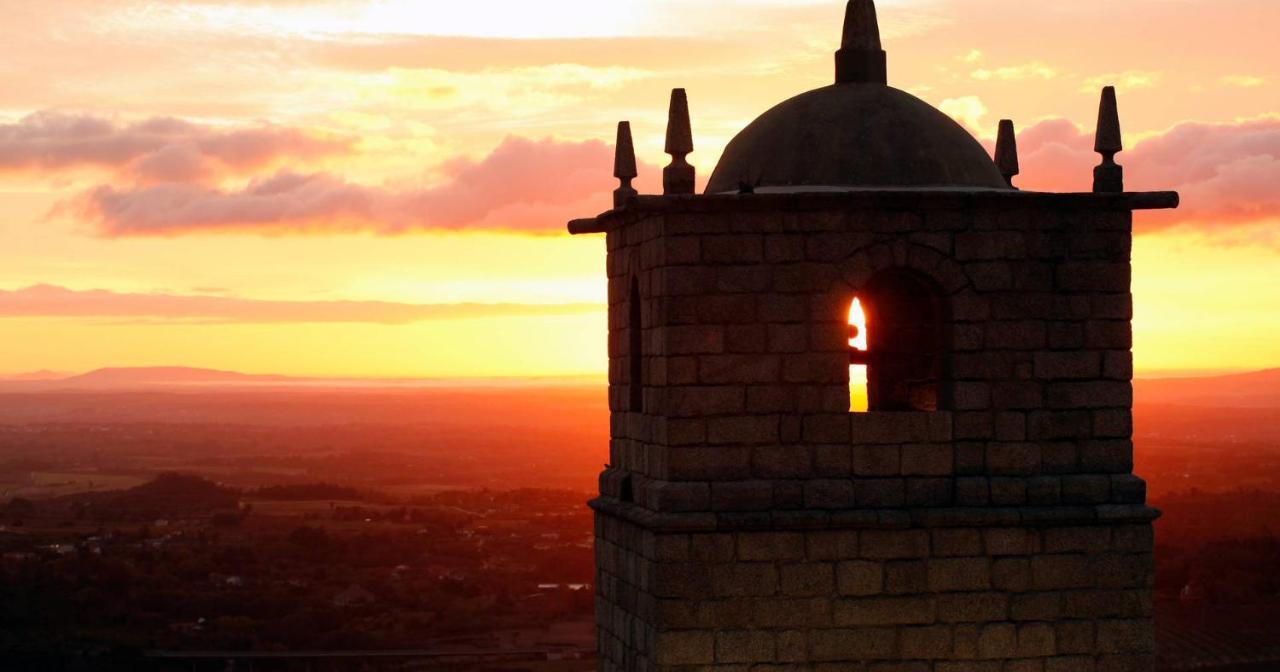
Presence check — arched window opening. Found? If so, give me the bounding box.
[850,270,946,413]
[629,277,644,412]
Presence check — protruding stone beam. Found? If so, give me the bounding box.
[567,217,606,235]
[663,88,695,195]
[613,121,638,208]
[994,119,1020,189]
[835,0,887,85]
[1093,86,1124,193]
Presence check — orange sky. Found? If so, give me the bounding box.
[1,0,1277,378]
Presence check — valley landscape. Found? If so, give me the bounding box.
[0,368,1276,669]
[3,1,1279,669]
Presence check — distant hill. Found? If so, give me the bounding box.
[57,366,296,387]
[0,370,73,381]
[0,366,599,392]
[0,366,324,391]
[58,473,242,520]
[1135,369,1280,408]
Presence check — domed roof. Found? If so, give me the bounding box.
[705,0,1008,194]
[706,85,1008,193]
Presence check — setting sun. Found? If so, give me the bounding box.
[848,297,869,351]
[849,297,869,412]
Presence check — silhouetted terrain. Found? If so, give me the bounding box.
[0,369,1276,669]
[0,475,595,670]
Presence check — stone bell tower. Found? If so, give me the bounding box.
[569,2,1179,671]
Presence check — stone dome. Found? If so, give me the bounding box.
[705,1,1008,194]
[706,84,1009,193]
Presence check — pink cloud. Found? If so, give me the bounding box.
[0,111,350,182]
[76,136,660,236]
[85,172,382,235]
[70,115,1278,239]
[1013,116,1280,231]
[0,284,601,324]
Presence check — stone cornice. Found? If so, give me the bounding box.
[568,190,1179,235]
[589,496,1160,533]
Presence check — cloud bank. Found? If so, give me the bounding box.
[34,109,1276,239]
[0,111,350,182]
[0,284,602,324]
[76,136,654,235]
[1014,116,1280,231]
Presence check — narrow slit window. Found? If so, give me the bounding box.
[629,277,644,412]
[850,270,946,413]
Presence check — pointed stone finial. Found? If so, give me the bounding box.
[613,121,638,208]
[663,88,695,195]
[836,0,887,85]
[1093,86,1124,193]
[841,0,882,50]
[994,119,1020,189]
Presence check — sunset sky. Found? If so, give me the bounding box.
[1,0,1277,379]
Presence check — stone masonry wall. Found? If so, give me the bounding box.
[596,515,1155,672]
[601,196,1139,515]
[592,193,1155,672]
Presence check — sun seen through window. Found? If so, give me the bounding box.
[849,297,869,413]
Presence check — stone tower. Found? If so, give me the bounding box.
[569,2,1179,670]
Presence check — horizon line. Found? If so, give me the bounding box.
[1,365,1274,387]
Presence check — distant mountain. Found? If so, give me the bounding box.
[1135,369,1280,408]
[1,370,73,381]
[62,366,296,386]
[0,366,304,391]
[0,366,601,392]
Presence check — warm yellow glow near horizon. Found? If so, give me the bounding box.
[1132,228,1280,377]
[0,0,1277,379]
[0,313,608,380]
